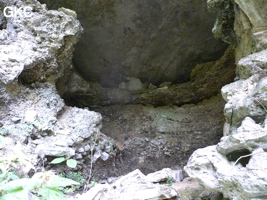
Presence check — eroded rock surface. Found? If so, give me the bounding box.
[39,0,227,87]
[0,0,117,181]
[207,0,235,45]
[185,1,267,198]
[57,46,236,107]
[233,0,267,61]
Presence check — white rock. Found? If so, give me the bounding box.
[25,110,37,123]
[171,169,183,182]
[93,151,101,162]
[77,169,178,200]
[79,184,110,200]
[11,117,21,123]
[147,168,172,183]
[185,144,267,199]
[101,152,109,161]
[223,122,230,136]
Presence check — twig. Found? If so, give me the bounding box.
[84,143,95,193]
[253,98,267,113]
[233,153,253,166]
[88,145,94,182]
[233,150,264,167]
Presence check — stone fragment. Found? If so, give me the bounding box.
[36,144,75,158]
[172,177,211,200]
[75,154,83,160]
[148,83,157,90]
[171,169,183,182]
[11,117,21,123]
[147,168,172,183]
[159,82,172,88]
[217,117,267,154]
[237,50,267,79]
[93,151,101,162]
[78,147,84,153]
[25,110,37,123]
[107,177,117,184]
[101,152,109,161]
[84,145,90,152]
[79,184,110,200]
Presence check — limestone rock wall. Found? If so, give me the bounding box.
[185,1,267,199]
[0,0,117,180]
[234,0,267,62]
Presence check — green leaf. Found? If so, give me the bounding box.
[89,181,97,187]
[6,172,19,182]
[37,187,66,200]
[50,157,65,164]
[166,177,173,187]
[0,178,30,193]
[167,177,173,182]
[0,190,29,200]
[66,159,77,168]
[44,175,79,188]
[23,172,45,191]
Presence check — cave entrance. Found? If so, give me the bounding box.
[42,0,236,176]
[55,46,236,175]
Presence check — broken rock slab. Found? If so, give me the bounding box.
[69,168,218,200]
[70,169,178,200]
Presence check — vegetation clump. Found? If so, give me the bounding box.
[0,136,79,200]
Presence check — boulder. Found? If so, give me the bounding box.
[185,146,267,200]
